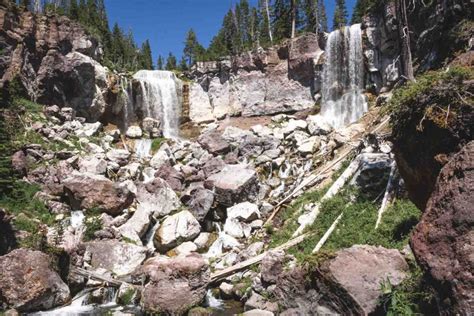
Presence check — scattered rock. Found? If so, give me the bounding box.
[125,126,143,139]
[154,210,201,252]
[198,130,230,155]
[227,202,260,222]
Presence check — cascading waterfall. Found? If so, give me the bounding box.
[134,139,152,159]
[321,24,368,129]
[133,70,182,138]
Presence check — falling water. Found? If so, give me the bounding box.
[321,24,368,129]
[134,139,152,159]
[133,70,182,138]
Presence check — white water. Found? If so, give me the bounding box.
[119,77,134,130]
[134,139,152,159]
[133,70,182,138]
[321,24,368,129]
[205,290,224,309]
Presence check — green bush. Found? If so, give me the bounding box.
[83,216,102,241]
[151,137,166,153]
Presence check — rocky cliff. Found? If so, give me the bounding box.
[0,3,109,121]
[188,33,323,123]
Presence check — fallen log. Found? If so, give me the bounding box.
[375,161,398,229]
[210,233,311,283]
[70,267,136,288]
[312,212,344,253]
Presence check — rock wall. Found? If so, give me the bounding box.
[0,4,109,121]
[188,33,323,123]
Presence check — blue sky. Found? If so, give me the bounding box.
[104,0,357,65]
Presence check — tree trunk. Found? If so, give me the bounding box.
[265,0,273,44]
[397,0,415,81]
[291,0,297,39]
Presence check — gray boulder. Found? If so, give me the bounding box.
[154,210,201,252]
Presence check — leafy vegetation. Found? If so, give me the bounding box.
[83,216,102,241]
[151,137,166,153]
[379,257,437,315]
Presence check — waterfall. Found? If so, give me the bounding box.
[133,70,182,138]
[119,76,134,130]
[134,139,152,159]
[321,24,368,129]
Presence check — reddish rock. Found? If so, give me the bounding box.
[198,130,230,155]
[0,249,70,312]
[139,253,210,315]
[411,141,474,314]
[11,150,27,176]
[154,164,184,192]
[63,172,134,215]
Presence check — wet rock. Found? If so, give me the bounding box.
[140,253,210,315]
[198,130,231,155]
[85,240,147,277]
[63,172,134,216]
[205,164,259,206]
[154,210,201,252]
[0,249,70,312]
[411,141,474,314]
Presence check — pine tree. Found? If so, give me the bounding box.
[183,29,205,66]
[351,0,366,24]
[273,0,292,41]
[304,0,317,33]
[318,0,328,32]
[165,53,177,70]
[139,40,153,70]
[258,0,273,46]
[333,0,348,30]
[157,55,164,70]
[68,0,79,20]
[179,56,188,71]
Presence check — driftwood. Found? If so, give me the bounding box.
[70,267,136,288]
[375,161,398,229]
[210,233,311,283]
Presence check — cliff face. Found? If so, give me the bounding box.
[188,33,323,123]
[0,4,109,121]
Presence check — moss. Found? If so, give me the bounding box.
[118,288,135,305]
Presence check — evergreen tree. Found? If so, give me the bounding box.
[165,53,177,70]
[183,29,205,66]
[139,40,153,70]
[333,0,348,30]
[318,0,328,32]
[304,0,318,33]
[157,55,164,70]
[68,0,79,20]
[273,0,292,41]
[179,56,188,71]
[258,0,272,46]
[351,0,367,24]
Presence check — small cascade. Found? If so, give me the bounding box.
[204,290,224,309]
[321,24,368,129]
[144,220,160,251]
[118,76,134,130]
[134,139,152,159]
[133,70,182,138]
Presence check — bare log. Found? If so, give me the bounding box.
[70,267,136,288]
[210,233,311,283]
[312,212,344,253]
[375,161,398,229]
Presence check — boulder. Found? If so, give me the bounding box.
[149,143,173,169]
[119,206,152,240]
[261,250,286,285]
[136,178,181,218]
[324,245,408,314]
[106,149,131,166]
[411,141,474,314]
[189,83,214,123]
[75,122,102,137]
[85,240,147,277]
[155,164,184,192]
[11,150,27,176]
[198,130,231,155]
[0,249,70,312]
[306,114,332,136]
[78,156,107,174]
[227,202,260,222]
[139,253,210,315]
[154,210,201,252]
[185,188,215,222]
[125,126,143,139]
[205,164,259,206]
[224,218,251,239]
[63,172,134,216]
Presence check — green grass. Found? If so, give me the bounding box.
[269,185,421,263]
[151,137,166,153]
[379,257,437,315]
[83,216,102,241]
[0,181,54,227]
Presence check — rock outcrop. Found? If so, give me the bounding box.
[0,4,109,121]
[189,33,322,122]
[411,141,474,314]
[0,249,70,312]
